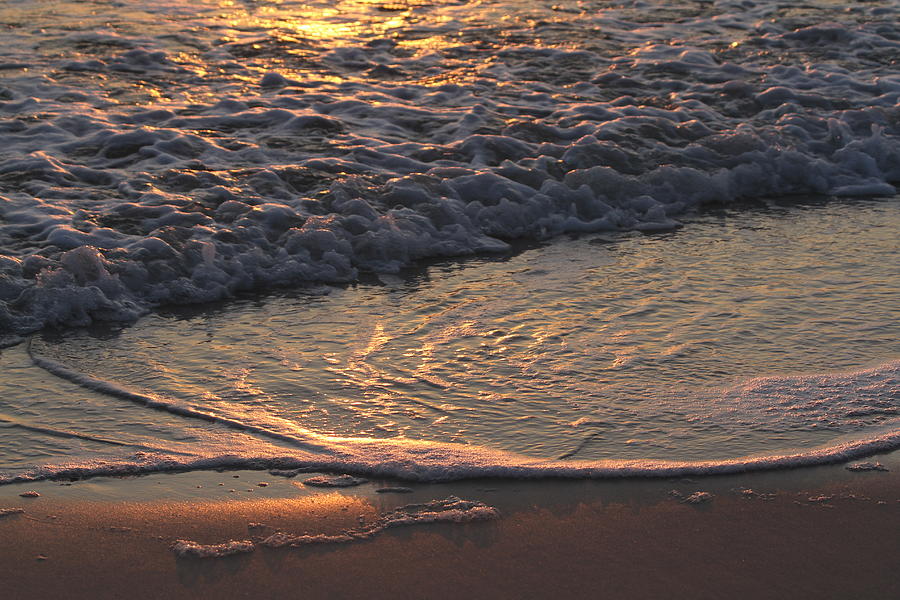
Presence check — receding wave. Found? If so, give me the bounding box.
[2,423,899,486]
[4,350,898,485]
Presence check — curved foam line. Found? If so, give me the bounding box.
[2,424,899,486]
[26,339,331,454]
[20,340,900,486]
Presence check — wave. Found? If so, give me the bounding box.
[2,423,898,486]
[0,0,899,342]
[4,343,898,485]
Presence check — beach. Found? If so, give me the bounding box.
[1,1,899,597]
[2,453,898,599]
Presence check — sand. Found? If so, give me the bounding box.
[1,454,898,600]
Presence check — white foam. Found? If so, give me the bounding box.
[2,349,898,485]
[171,539,255,559]
[301,474,368,488]
[846,462,889,472]
[170,497,500,558]
[2,416,898,486]
[681,491,714,505]
[0,0,897,339]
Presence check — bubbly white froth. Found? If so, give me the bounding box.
[0,0,898,342]
[171,496,499,558]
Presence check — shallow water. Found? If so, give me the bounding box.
[2,198,898,480]
[0,1,899,482]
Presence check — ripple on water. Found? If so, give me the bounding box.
[14,198,900,469]
[0,1,898,480]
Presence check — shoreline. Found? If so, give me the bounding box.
[1,452,898,599]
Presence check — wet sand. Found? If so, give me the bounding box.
[1,455,898,600]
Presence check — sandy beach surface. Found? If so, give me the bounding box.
[1,452,898,600]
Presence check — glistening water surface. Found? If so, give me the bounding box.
[4,197,898,480]
[1,0,899,481]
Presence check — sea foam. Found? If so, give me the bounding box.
[3,359,899,486]
[0,0,898,343]
[171,496,499,558]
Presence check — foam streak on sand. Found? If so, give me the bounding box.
[172,497,500,558]
[171,539,255,559]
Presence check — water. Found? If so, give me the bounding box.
[3,197,899,480]
[0,1,898,482]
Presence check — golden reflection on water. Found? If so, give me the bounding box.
[217,0,421,43]
[196,0,576,87]
[6,1,897,466]
[1,0,596,104]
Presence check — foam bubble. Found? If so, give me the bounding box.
[301,475,368,488]
[172,539,255,559]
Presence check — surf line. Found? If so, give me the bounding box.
[20,341,900,482]
[25,338,332,454]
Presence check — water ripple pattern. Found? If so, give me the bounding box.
[5,199,898,481]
